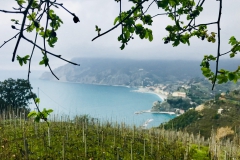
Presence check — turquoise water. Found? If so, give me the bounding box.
[0,70,175,128]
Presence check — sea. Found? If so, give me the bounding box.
[0,70,175,128]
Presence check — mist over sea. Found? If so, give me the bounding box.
[0,70,175,128]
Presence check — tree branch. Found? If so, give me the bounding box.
[143,0,155,14]
[120,0,123,36]
[0,33,20,48]
[22,35,80,66]
[92,0,148,41]
[0,9,23,14]
[53,2,75,16]
[12,0,34,62]
[212,0,222,90]
[48,64,59,80]
[151,12,175,18]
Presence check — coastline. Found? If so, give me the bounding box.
[134,109,176,115]
[41,79,132,88]
[132,87,167,101]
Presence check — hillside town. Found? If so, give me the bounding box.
[136,77,240,115]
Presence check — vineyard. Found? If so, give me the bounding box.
[0,111,239,159]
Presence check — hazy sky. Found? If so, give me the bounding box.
[0,0,239,71]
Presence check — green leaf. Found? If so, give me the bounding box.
[16,0,26,5]
[24,55,30,59]
[120,44,125,50]
[39,55,49,66]
[124,30,130,39]
[35,116,40,122]
[157,1,168,9]
[144,30,149,39]
[39,31,45,37]
[230,53,235,58]
[39,60,45,65]
[196,6,203,12]
[169,0,176,6]
[95,25,99,31]
[165,25,173,32]
[148,30,153,42]
[26,23,35,32]
[114,16,119,25]
[201,67,210,72]
[47,109,54,114]
[31,0,39,8]
[48,10,55,19]
[129,27,135,33]
[28,111,37,118]
[142,15,153,25]
[229,36,237,45]
[228,72,235,81]
[35,98,40,104]
[17,55,23,66]
[27,12,36,21]
[173,39,180,46]
[233,76,238,83]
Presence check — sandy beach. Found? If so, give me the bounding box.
[132,87,167,101]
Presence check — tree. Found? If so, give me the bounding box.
[0,0,80,119]
[0,78,36,114]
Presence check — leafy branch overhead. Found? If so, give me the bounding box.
[92,0,239,89]
[0,0,81,123]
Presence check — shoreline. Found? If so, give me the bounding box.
[132,87,167,101]
[40,79,133,89]
[134,109,176,115]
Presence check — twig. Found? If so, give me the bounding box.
[0,33,20,48]
[120,0,123,36]
[27,32,41,113]
[151,12,175,18]
[0,9,23,14]
[22,35,80,66]
[48,64,59,80]
[219,50,231,57]
[143,0,155,14]
[53,2,75,16]
[43,1,49,56]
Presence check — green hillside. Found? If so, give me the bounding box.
[161,90,240,138]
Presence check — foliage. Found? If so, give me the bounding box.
[0,78,36,113]
[92,0,239,88]
[161,109,200,130]
[28,108,53,126]
[167,97,196,111]
[190,145,210,160]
